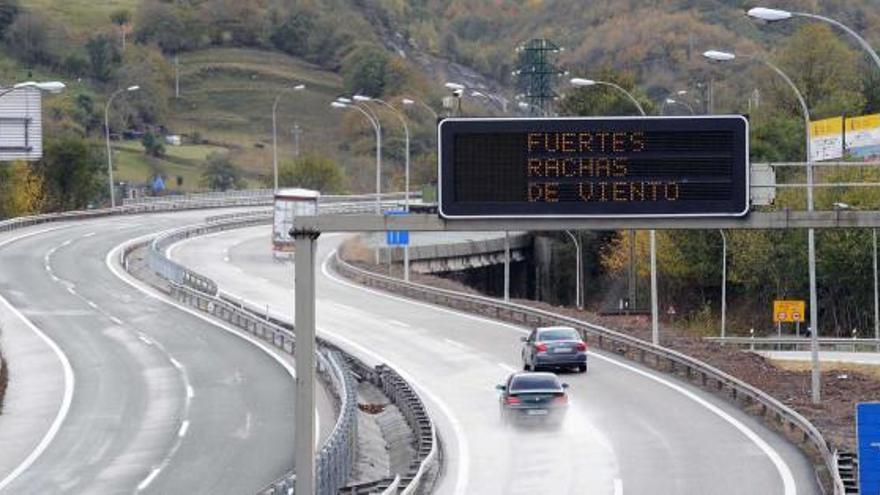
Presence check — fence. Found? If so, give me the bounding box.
[332,253,846,495]
[125,213,437,495]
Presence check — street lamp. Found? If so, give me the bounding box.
[272,83,306,191]
[569,77,647,116]
[704,48,822,403]
[104,85,140,208]
[570,76,655,340]
[331,100,381,214]
[747,7,880,71]
[401,97,438,120]
[661,98,694,115]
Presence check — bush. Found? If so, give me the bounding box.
[201,152,244,191]
[342,45,390,96]
[276,154,345,193]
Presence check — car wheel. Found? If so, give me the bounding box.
[578,364,587,373]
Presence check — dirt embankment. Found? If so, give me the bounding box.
[341,239,879,452]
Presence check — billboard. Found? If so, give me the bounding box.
[0,88,42,161]
[845,113,880,160]
[809,116,844,162]
[438,116,749,218]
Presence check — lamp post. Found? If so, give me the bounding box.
[104,85,140,208]
[356,95,412,281]
[747,7,880,72]
[661,98,695,115]
[564,230,583,310]
[570,76,652,332]
[271,84,306,191]
[349,97,383,215]
[401,97,438,120]
[704,49,821,403]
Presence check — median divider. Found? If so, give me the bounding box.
[332,251,846,495]
[121,212,437,495]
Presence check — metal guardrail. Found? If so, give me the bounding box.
[332,253,846,495]
[707,336,880,353]
[127,213,436,495]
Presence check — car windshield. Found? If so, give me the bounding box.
[538,329,579,341]
[510,375,561,392]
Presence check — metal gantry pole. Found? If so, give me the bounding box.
[720,229,727,338]
[504,231,511,302]
[650,230,659,345]
[874,228,879,350]
[565,230,582,310]
[293,230,319,495]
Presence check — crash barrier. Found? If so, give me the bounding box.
[0,191,419,234]
[125,216,437,495]
[332,253,846,495]
[706,336,880,353]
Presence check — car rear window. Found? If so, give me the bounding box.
[510,375,561,392]
[538,328,579,341]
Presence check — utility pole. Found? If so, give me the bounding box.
[514,39,566,116]
[292,123,302,158]
[174,54,180,99]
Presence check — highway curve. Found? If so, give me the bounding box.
[171,224,822,495]
[0,212,297,494]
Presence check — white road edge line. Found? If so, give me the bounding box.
[497,363,518,374]
[177,420,189,438]
[613,477,623,495]
[0,227,76,491]
[320,248,797,495]
[106,234,305,486]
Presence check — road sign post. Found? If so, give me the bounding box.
[385,209,410,281]
[857,403,880,495]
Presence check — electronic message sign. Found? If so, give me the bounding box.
[438,116,749,218]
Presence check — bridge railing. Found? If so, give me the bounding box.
[706,336,880,353]
[125,212,437,495]
[332,253,846,495]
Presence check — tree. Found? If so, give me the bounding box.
[0,0,19,39]
[110,9,131,51]
[141,131,165,158]
[342,45,390,96]
[276,154,345,193]
[86,33,121,82]
[0,161,43,217]
[201,152,244,191]
[36,138,105,211]
[5,11,65,66]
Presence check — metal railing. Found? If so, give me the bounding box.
[124,214,437,495]
[706,336,880,353]
[332,253,846,495]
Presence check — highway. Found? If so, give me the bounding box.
[171,224,822,495]
[0,212,300,494]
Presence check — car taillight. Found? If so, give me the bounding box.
[506,395,521,405]
[576,342,587,352]
[554,394,568,405]
[535,343,548,353]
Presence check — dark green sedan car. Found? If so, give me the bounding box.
[496,372,569,426]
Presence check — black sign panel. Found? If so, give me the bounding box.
[438,117,749,218]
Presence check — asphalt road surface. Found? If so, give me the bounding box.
[171,224,822,495]
[0,212,300,494]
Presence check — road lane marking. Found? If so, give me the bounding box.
[186,385,194,400]
[109,316,123,325]
[86,301,98,309]
[138,334,153,346]
[66,287,76,296]
[169,357,182,370]
[498,363,518,373]
[320,248,796,495]
[443,338,471,351]
[614,478,623,495]
[177,421,189,438]
[388,319,410,328]
[136,468,161,491]
[60,240,71,247]
[81,232,95,238]
[0,227,76,491]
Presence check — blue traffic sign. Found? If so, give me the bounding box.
[384,209,409,246]
[858,402,880,495]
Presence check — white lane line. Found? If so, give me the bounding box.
[588,352,796,494]
[169,357,182,370]
[0,227,76,491]
[81,232,95,238]
[224,256,230,263]
[136,467,161,491]
[66,287,76,296]
[86,301,98,309]
[321,248,797,495]
[60,240,71,247]
[388,319,410,328]
[177,421,189,438]
[138,334,153,346]
[498,363,518,373]
[614,478,623,495]
[186,385,194,400]
[109,316,123,325]
[320,252,470,495]
[50,275,59,282]
[443,338,471,351]
[44,264,50,272]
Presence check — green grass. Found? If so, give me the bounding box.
[112,143,207,193]
[24,0,139,36]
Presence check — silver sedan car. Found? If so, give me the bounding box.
[521,326,588,373]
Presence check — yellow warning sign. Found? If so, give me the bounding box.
[773,300,805,323]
